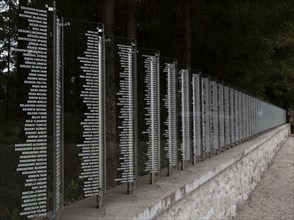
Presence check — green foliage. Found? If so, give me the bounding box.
[10,208,20,220]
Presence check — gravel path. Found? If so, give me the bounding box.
[235,136,294,220]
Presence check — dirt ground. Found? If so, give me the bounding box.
[235,136,294,220]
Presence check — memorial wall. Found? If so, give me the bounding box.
[63,18,105,208]
[0,1,287,219]
[115,37,136,192]
[137,48,160,183]
[192,72,202,161]
[161,58,178,175]
[0,1,59,219]
[178,67,191,169]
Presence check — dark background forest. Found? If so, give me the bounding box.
[56,0,294,187]
[55,0,294,187]
[54,0,294,109]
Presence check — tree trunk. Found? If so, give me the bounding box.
[126,0,136,39]
[101,0,117,188]
[181,0,191,66]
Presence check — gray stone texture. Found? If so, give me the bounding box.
[157,125,289,220]
[235,136,294,220]
[157,126,289,220]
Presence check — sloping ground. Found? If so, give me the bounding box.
[235,136,294,220]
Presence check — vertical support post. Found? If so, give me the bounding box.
[52,2,57,219]
[188,69,194,165]
[166,64,171,176]
[165,60,178,176]
[156,54,161,177]
[181,69,185,170]
[149,56,155,185]
[61,17,65,214]
[128,40,137,194]
[199,74,204,161]
[133,40,138,190]
[115,39,136,194]
[174,61,179,171]
[103,26,107,202]
[192,72,201,165]
[96,27,105,208]
[179,68,190,170]
[167,64,172,176]
[192,74,196,165]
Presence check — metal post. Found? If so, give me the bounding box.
[61,17,65,214]
[97,27,105,208]
[174,61,179,171]
[156,53,161,177]
[52,2,57,219]
[128,40,137,194]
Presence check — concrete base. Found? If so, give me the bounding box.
[60,124,290,220]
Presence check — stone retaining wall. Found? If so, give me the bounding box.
[155,124,290,220]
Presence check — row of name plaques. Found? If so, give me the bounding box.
[0,1,286,220]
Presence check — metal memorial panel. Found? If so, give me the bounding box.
[224,86,230,148]
[0,1,58,219]
[249,96,253,137]
[253,97,257,135]
[192,72,202,161]
[246,95,250,138]
[218,83,225,150]
[229,88,235,145]
[178,68,191,165]
[202,77,211,155]
[247,96,250,137]
[240,92,244,141]
[261,101,264,132]
[63,18,105,208]
[244,94,248,138]
[115,37,136,188]
[238,91,243,142]
[137,48,160,182]
[257,98,260,133]
[234,89,239,143]
[161,58,178,175]
[210,80,219,152]
[53,15,64,218]
[242,93,246,139]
